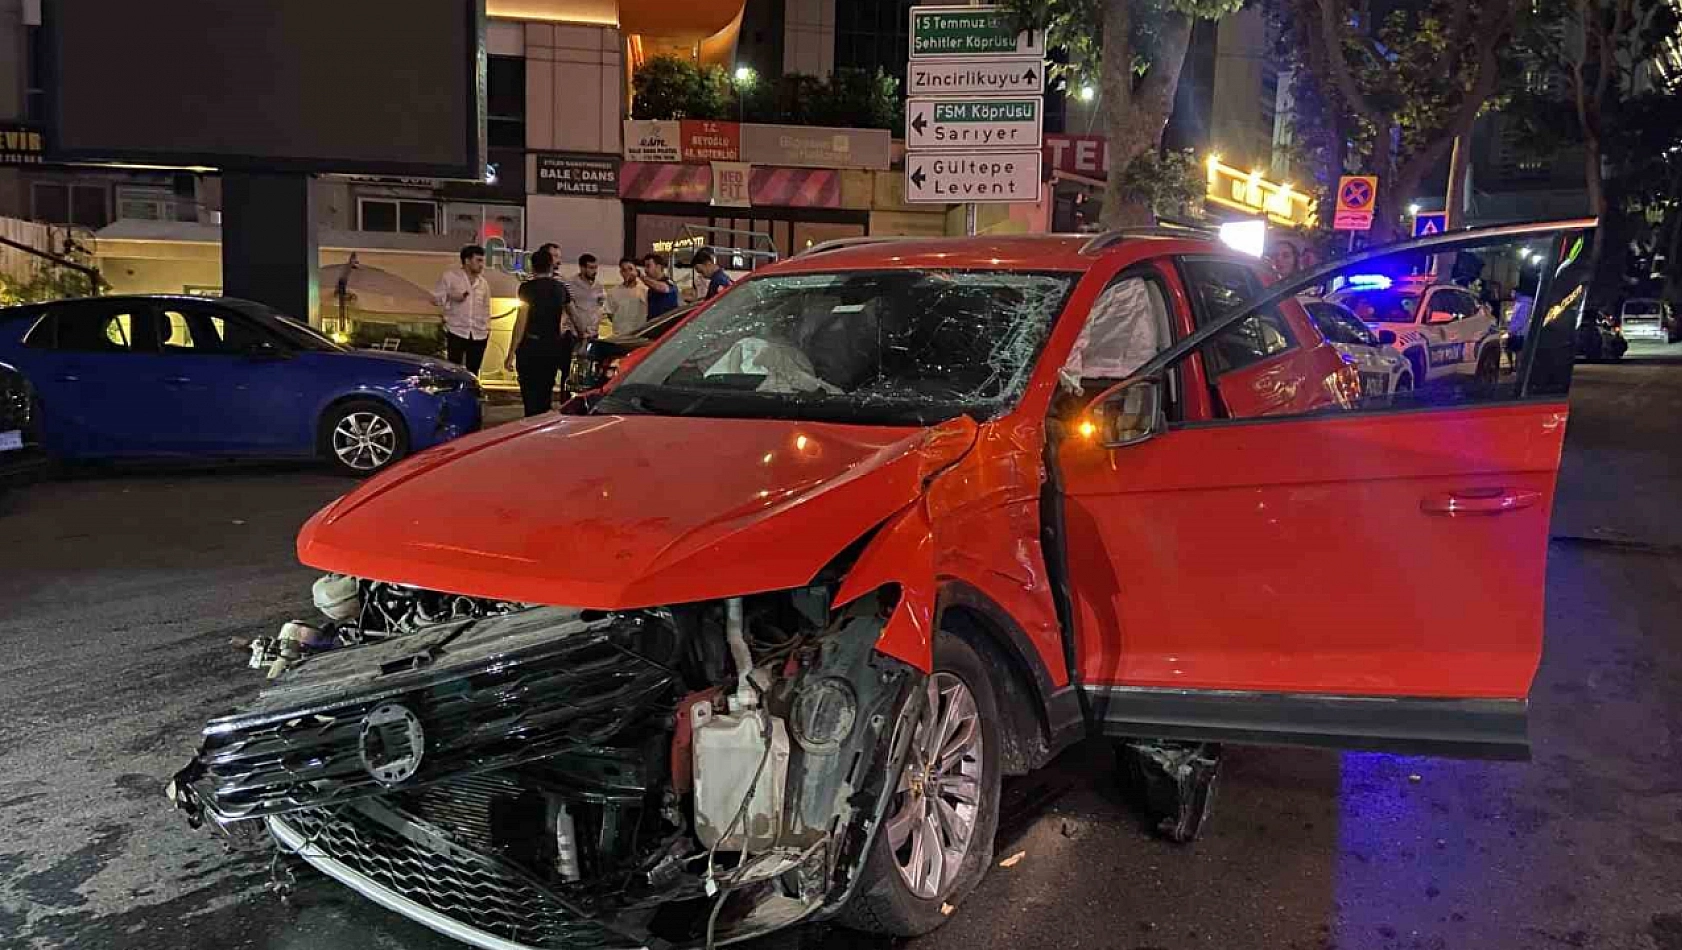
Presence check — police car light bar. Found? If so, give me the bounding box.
[1345,274,1393,290]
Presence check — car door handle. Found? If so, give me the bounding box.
[1420,487,1542,516]
[55,373,80,383]
[163,376,192,385]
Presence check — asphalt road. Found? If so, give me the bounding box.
[4,350,1682,950]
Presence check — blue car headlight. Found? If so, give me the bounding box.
[411,374,477,396]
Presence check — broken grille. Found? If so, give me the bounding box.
[278,804,638,950]
[195,619,676,820]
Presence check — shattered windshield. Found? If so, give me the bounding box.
[599,270,1076,425]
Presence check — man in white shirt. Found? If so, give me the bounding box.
[567,254,608,339]
[604,257,648,336]
[433,244,492,373]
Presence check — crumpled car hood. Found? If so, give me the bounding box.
[297,413,975,608]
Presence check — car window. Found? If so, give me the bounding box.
[1061,276,1172,392]
[1305,302,1373,346]
[1134,225,1594,420]
[1180,259,1296,375]
[159,310,199,351]
[41,303,156,353]
[1331,286,1419,324]
[1425,290,1471,324]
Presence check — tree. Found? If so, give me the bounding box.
[1507,0,1679,300]
[1007,0,1242,227]
[1272,0,1520,241]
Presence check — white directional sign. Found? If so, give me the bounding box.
[906,97,1042,150]
[904,151,1043,204]
[908,57,1046,96]
[909,5,1043,60]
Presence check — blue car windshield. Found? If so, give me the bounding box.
[224,300,344,352]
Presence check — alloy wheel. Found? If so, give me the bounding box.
[886,672,984,901]
[332,411,398,472]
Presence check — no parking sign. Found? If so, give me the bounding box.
[1334,175,1378,231]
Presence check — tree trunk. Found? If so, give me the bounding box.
[1099,1,1193,227]
[1583,134,1613,304]
[1099,0,1148,227]
[1445,134,1468,229]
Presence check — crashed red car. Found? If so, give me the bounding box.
[170,220,1594,950]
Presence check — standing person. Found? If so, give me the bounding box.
[433,244,492,373]
[569,254,608,338]
[1505,291,1534,370]
[692,248,733,299]
[604,257,648,336]
[503,246,573,416]
[639,253,681,319]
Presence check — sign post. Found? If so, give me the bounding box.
[905,3,1044,231]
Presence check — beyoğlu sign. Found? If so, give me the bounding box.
[681,120,740,162]
[535,152,620,197]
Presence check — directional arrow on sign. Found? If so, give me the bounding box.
[912,113,929,136]
[910,165,927,188]
[1022,67,1038,84]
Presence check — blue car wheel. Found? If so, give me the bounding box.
[320,399,409,476]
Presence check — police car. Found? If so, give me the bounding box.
[1299,297,1413,399]
[1328,274,1503,386]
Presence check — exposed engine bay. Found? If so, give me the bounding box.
[170,574,918,949]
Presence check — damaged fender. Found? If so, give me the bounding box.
[833,501,938,674]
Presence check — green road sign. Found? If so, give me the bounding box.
[906,97,1043,150]
[909,5,1044,59]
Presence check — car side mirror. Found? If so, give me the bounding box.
[1088,377,1166,448]
[1377,329,1398,345]
[1426,310,1456,325]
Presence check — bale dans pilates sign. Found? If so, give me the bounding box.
[909,6,1044,59]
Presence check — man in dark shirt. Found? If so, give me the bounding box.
[639,253,681,319]
[504,246,573,416]
[692,248,734,299]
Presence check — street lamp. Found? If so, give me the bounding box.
[734,66,755,86]
[1408,203,1421,216]
[1077,84,1096,103]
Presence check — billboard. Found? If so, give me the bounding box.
[45,0,486,179]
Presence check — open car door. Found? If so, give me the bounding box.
[1051,220,1595,759]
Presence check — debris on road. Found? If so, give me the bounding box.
[1000,851,1026,868]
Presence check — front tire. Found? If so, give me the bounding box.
[320,399,409,476]
[1475,344,1502,384]
[839,633,1001,937]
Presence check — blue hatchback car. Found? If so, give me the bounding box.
[0,295,481,475]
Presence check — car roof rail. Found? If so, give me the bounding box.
[1079,218,1216,255]
[795,236,939,258]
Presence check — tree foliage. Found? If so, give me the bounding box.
[1006,0,1240,226]
[1269,0,1520,240]
[1503,0,1680,300]
[632,56,902,130]
[0,264,105,306]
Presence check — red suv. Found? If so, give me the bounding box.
[171,220,1594,949]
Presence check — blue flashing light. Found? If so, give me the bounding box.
[1345,274,1393,290]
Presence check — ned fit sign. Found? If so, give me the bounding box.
[906,98,1042,150]
[534,152,619,197]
